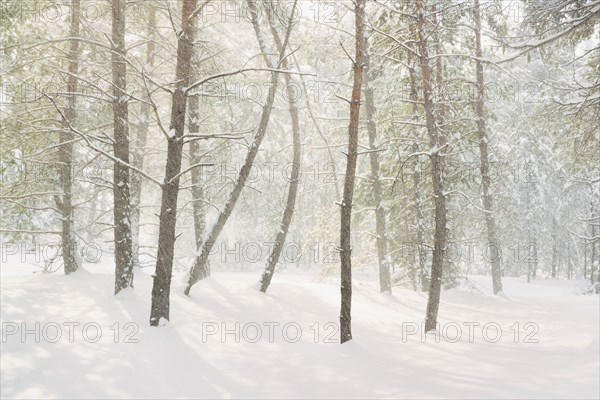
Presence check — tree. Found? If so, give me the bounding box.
[340,0,366,344]
[187,28,207,274]
[414,0,448,332]
[259,0,301,293]
[150,0,198,325]
[130,5,157,273]
[473,0,503,295]
[185,0,293,295]
[56,0,81,275]
[363,24,392,294]
[111,0,134,294]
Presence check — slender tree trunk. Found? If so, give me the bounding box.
[56,0,81,275]
[589,186,597,287]
[131,5,156,272]
[112,0,134,294]
[340,0,366,344]
[551,216,558,278]
[526,183,532,283]
[407,22,427,292]
[415,0,448,332]
[474,0,503,294]
[567,240,572,279]
[583,236,587,280]
[188,49,207,263]
[185,0,292,295]
[293,60,341,201]
[363,33,391,294]
[150,0,197,325]
[259,0,301,293]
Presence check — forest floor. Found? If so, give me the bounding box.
[1,259,599,399]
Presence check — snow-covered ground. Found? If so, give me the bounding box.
[1,258,598,399]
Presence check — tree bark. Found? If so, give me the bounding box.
[57,0,81,275]
[363,35,391,294]
[415,0,448,332]
[188,23,207,266]
[131,5,156,273]
[185,0,291,295]
[112,0,134,294]
[340,0,366,344]
[407,20,427,292]
[589,186,597,287]
[150,0,197,325]
[474,0,503,294]
[259,0,301,293]
[551,216,557,278]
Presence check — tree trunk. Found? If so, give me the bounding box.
[112,0,134,294]
[407,21,427,292]
[259,0,301,293]
[57,0,81,275]
[150,0,197,325]
[363,33,391,294]
[130,5,156,272]
[567,240,572,280]
[340,0,366,344]
[185,0,291,295]
[551,216,557,278]
[474,0,503,294]
[188,25,207,266]
[526,182,532,283]
[415,0,448,332]
[589,186,597,287]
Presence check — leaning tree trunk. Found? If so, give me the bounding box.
[363,33,391,294]
[474,0,503,294]
[130,5,156,272]
[415,0,448,332]
[185,0,292,295]
[340,0,366,344]
[112,0,134,294]
[259,0,301,293]
[187,26,207,263]
[150,0,197,325]
[56,0,81,275]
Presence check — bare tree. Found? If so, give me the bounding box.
[340,0,366,344]
[150,0,198,325]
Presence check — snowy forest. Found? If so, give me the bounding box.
[1,0,599,398]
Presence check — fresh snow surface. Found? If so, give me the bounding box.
[1,259,598,399]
